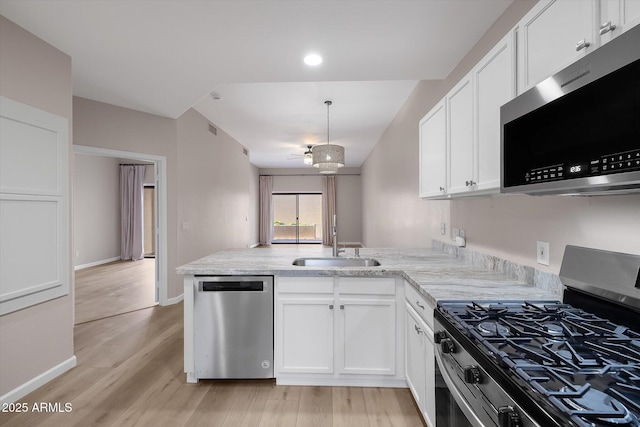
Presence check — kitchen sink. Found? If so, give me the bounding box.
[292,257,381,267]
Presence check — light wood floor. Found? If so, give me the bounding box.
[74,259,157,324]
[0,303,426,427]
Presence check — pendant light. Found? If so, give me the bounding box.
[312,100,344,174]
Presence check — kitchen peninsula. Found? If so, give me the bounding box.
[178,245,560,385]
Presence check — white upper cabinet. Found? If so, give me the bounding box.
[419,100,447,198]
[419,32,515,198]
[474,33,516,192]
[419,0,638,199]
[447,76,474,195]
[599,0,640,44]
[517,0,598,93]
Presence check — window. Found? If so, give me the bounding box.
[272,193,322,244]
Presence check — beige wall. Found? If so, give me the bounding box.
[176,108,259,263]
[0,16,74,397]
[362,0,640,271]
[73,154,121,267]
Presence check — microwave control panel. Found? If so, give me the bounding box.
[524,149,640,184]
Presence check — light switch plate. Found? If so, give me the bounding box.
[537,241,549,266]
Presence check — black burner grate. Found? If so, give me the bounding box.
[439,300,640,427]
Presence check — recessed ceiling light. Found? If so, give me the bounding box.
[304,53,322,66]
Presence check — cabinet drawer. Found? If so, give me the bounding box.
[339,277,396,295]
[277,276,333,294]
[405,282,433,327]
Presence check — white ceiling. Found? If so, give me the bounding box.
[0,0,513,168]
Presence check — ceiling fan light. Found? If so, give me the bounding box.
[303,153,313,165]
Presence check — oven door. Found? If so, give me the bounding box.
[434,350,480,427]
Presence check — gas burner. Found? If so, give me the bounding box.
[559,387,636,425]
[478,321,510,336]
[545,323,565,337]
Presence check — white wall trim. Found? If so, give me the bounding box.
[74,256,121,271]
[0,356,77,405]
[164,293,184,306]
[72,145,169,305]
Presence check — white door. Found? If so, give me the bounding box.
[419,100,447,198]
[474,33,516,191]
[337,297,396,375]
[447,77,474,194]
[600,0,640,44]
[405,304,426,412]
[276,297,334,374]
[517,0,598,93]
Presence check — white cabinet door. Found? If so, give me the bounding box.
[474,32,516,192]
[447,76,475,195]
[517,0,598,93]
[423,316,436,427]
[600,0,640,44]
[405,304,426,414]
[419,100,447,198]
[338,297,396,375]
[277,296,334,374]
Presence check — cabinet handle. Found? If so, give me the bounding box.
[329,304,334,310]
[416,301,425,310]
[575,38,591,51]
[340,304,345,310]
[414,324,423,335]
[599,21,616,35]
[439,186,445,192]
[465,180,476,187]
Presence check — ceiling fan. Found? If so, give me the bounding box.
[287,145,314,165]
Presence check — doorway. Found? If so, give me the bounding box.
[272,193,323,244]
[72,145,168,324]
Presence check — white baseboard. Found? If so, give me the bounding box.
[0,356,77,404]
[275,377,407,388]
[248,243,260,248]
[163,293,184,306]
[74,256,121,271]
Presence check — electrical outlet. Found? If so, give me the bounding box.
[459,229,465,238]
[440,223,446,235]
[453,228,460,237]
[537,241,550,266]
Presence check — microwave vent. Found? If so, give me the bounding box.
[561,65,590,88]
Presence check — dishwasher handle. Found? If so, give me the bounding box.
[201,280,265,292]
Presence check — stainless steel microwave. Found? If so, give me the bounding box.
[501,24,640,196]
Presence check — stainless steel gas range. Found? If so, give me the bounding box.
[433,246,640,427]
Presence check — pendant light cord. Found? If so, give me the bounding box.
[325,100,332,145]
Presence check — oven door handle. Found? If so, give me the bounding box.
[435,348,487,427]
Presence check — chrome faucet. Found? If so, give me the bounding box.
[332,214,345,257]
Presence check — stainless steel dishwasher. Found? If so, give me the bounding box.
[194,276,274,379]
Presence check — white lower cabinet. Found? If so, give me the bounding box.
[277,295,334,374]
[339,295,396,375]
[276,276,404,386]
[405,284,436,427]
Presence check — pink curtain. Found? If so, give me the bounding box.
[120,165,146,261]
[259,175,273,246]
[322,175,336,246]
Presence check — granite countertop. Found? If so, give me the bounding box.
[177,246,561,307]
